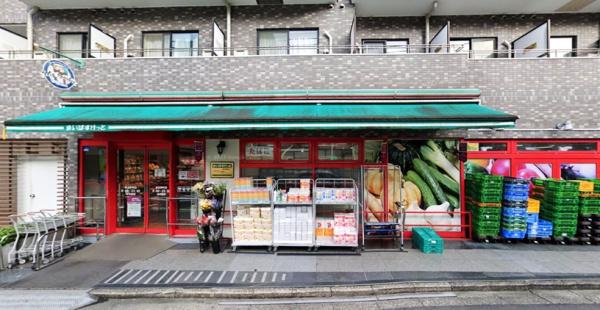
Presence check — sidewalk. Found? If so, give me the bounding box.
[2,235,600,295]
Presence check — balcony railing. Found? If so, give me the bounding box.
[1,44,599,60]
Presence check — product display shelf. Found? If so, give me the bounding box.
[314,178,359,250]
[229,178,273,251]
[272,179,315,250]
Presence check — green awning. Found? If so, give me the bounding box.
[5,102,517,132]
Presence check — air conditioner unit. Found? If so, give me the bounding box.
[233,49,248,56]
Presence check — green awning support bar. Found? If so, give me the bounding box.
[5,101,517,133]
[36,45,86,69]
[60,88,482,102]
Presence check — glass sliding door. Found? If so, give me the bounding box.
[148,149,169,230]
[81,145,107,229]
[171,32,198,57]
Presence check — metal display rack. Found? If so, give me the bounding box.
[272,179,315,250]
[314,178,359,250]
[229,178,273,251]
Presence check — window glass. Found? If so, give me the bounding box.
[143,33,167,57]
[385,40,408,54]
[364,140,384,163]
[59,33,86,58]
[517,163,552,179]
[82,146,106,226]
[465,159,510,176]
[242,168,312,179]
[363,41,385,54]
[280,143,310,161]
[561,163,596,180]
[471,38,495,58]
[176,144,205,222]
[171,32,198,57]
[517,142,596,152]
[245,142,275,160]
[318,143,359,161]
[258,30,288,55]
[550,37,575,58]
[289,30,318,55]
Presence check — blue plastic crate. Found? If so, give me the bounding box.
[501,229,526,239]
[527,213,539,224]
[537,219,554,228]
[502,207,528,217]
[503,184,530,192]
[503,192,530,202]
[527,233,552,238]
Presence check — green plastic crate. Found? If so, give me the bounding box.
[552,227,577,238]
[543,204,579,213]
[579,205,600,215]
[473,228,500,239]
[550,218,578,227]
[473,213,501,222]
[540,210,578,221]
[543,179,579,192]
[473,206,502,216]
[544,189,580,199]
[470,193,502,203]
[531,178,545,187]
[579,199,600,207]
[412,227,444,254]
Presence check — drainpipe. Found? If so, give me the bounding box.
[424,1,438,49]
[501,40,511,58]
[27,5,39,56]
[123,34,134,57]
[226,2,231,56]
[323,31,332,54]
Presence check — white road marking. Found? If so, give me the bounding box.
[230,271,238,284]
[194,272,204,282]
[271,272,278,282]
[250,272,257,283]
[143,270,161,285]
[112,269,134,284]
[242,273,248,282]
[216,271,227,284]
[123,270,143,284]
[184,272,193,282]
[134,270,152,284]
[261,272,267,283]
[154,270,171,284]
[204,271,214,283]
[165,271,180,284]
[281,273,287,281]
[104,270,126,284]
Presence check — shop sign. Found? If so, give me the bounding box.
[42,60,77,90]
[194,141,203,162]
[154,186,168,197]
[210,161,234,178]
[64,124,107,132]
[126,196,142,217]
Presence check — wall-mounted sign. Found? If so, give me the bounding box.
[64,124,107,132]
[512,20,550,58]
[212,20,225,56]
[42,60,77,89]
[194,140,204,162]
[89,24,116,58]
[429,21,450,53]
[210,161,234,178]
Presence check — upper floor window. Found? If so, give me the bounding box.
[58,32,88,58]
[143,31,199,57]
[362,39,408,54]
[550,36,576,58]
[450,37,496,59]
[257,29,318,55]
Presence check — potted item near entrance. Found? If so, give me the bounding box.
[192,182,226,253]
[0,226,17,269]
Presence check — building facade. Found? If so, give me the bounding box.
[1,0,599,243]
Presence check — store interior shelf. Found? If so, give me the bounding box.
[273,202,313,206]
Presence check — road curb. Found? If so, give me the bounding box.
[89,278,600,299]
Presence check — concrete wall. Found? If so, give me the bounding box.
[0,0,27,24]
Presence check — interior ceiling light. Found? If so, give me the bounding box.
[256,0,283,5]
[556,0,595,12]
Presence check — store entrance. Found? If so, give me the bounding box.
[116,145,170,234]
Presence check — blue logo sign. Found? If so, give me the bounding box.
[42,60,77,90]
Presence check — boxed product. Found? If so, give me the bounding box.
[260,207,272,219]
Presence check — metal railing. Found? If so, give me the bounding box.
[69,196,106,240]
[1,44,599,60]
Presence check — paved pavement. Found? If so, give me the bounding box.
[83,289,600,309]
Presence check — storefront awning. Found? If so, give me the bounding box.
[5,102,517,132]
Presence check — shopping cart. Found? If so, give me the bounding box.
[7,213,39,268]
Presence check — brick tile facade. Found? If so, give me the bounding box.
[0,0,27,24]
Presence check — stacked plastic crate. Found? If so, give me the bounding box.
[576,180,600,244]
[540,179,579,240]
[501,177,530,240]
[466,173,503,240]
[525,197,553,239]
[411,227,444,254]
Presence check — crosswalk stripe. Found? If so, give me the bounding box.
[154,270,171,284]
[271,272,278,282]
[113,269,134,284]
[250,272,257,283]
[230,271,238,284]
[174,271,186,283]
[184,272,193,282]
[194,271,204,282]
[123,270,142,284]
[216,271,227,283]
[204,271,214,283]
[165,271,179,284]
[242,273,248,282]
[143,270,161,285]
[261,272,267,283]
[134,270,152,284]
[282,273,287,281]
[104,270,126,284]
